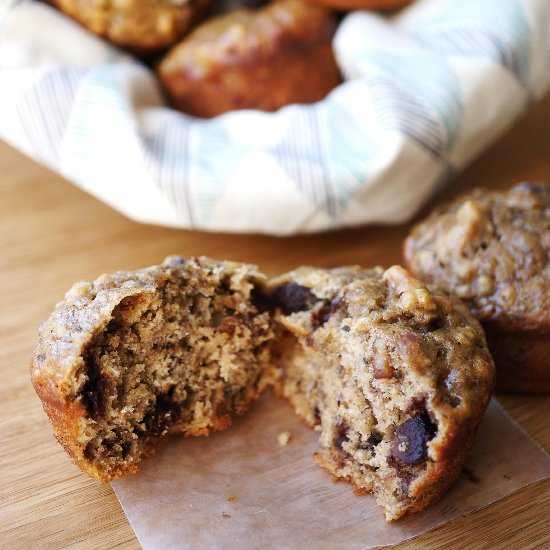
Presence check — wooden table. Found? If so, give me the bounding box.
[1,94,549,549]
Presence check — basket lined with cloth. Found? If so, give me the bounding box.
[0,0,548,235]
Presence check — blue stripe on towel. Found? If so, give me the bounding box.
[407,0,532,89]
[16,69,83,167]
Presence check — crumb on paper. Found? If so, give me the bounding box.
[222,512,231,519]
[227,495,236,502]
[277,430,292,446]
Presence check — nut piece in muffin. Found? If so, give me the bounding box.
[158,0,341,117]
[50,0,212,52]
[31,256,274,481]
[404,182,550,393]
[268,265,495,521]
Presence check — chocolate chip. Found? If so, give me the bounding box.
[81,347,107,420]
[391,412,437,466]
[271,283,317,315]
[342,325,351,332]
[142,391,178,437]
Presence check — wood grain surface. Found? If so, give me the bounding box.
[1,94,549,549]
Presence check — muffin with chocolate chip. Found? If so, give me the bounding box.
[404,182,550,393]
[31,256,275,481]
[50,0,212,52]
[158,0,341,117]
[269,265,495,521]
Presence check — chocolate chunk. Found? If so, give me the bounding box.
[391,414,436,466]
[271,283,317,315]
[143,391,177,437]
[81,347,107,420]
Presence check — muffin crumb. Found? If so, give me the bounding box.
[277,431,292,446]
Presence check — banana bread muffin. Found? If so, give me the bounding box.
[49,0,212,52]
[31,256,274,481]
[158,0,341,117]
[404,182,550,393]
[269,265,495,521]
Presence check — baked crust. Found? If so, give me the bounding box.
[158,0,341,117]
[268,265,495,520]
[49,0,212,52]
[404,182,550,393]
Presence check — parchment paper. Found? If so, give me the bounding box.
[112,395,550,549]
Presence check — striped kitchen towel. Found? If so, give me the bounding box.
[0,0,548,235]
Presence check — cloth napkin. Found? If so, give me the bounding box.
[0,0,548,235]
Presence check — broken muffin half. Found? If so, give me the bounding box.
[31,256,274,481]
[268,265,495,520]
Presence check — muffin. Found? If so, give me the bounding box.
[404,182,550,393]
[269,265,495,520]
[158,0,341,117]
[31,256,274,481]
[49,0,212,52]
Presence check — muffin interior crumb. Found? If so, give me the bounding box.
[77,266,273,478]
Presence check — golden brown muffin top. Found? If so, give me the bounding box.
[405,182,550,332]
[53,0,209,51]
[268,264,495,421]
[31,256,265,403]
[159,0,337,77]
